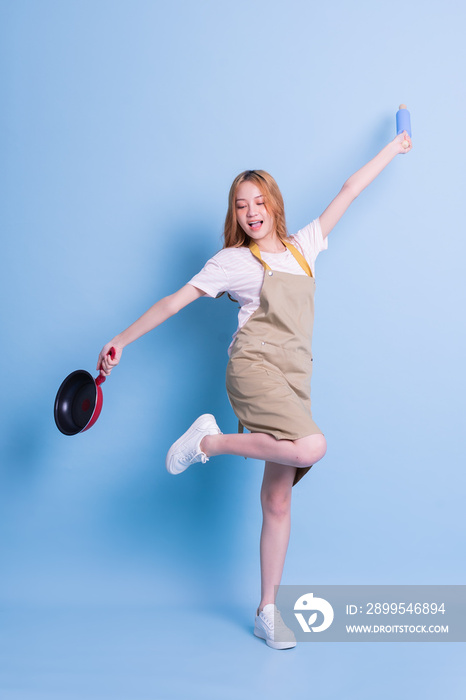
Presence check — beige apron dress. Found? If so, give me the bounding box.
[225,239,323,487]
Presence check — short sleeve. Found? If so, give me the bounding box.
[290,217,328,272]
[188,255,229,298]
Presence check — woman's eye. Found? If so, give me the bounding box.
[237,205,246,209]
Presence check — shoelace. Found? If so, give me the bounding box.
[180,447,206,464]
[260,608,288,630]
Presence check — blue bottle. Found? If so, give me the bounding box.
[396,104,412,137]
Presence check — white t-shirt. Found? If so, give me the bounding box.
[188,217,328,355]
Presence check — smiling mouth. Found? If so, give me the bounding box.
[248,220,263,231]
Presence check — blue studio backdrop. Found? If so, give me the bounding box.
[1,1,465,699]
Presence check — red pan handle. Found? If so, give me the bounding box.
[96,347,116,386]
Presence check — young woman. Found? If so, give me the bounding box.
[98,130,412,650]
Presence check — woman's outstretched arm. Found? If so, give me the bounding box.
[319,130,413,239]
[97,283,205,376]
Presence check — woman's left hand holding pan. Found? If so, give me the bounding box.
[98,342,121,377]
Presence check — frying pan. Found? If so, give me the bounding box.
[54,348,116,436]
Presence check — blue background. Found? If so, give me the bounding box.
[1,0,465,698]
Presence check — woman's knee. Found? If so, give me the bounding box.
[260,461,295,518]
[294,434,327,467]
[261,488,292,519]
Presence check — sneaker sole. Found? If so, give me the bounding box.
[254,624,297,650]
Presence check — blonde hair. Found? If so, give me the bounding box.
[223,170,288,249]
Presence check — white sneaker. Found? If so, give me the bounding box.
[254,603,297,650]
[165,414,222,475]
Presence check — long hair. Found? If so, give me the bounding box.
[223,170,288,249]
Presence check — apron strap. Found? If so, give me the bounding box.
[249,241,271,270]
[283,240,313,277]
[249,239,313,277]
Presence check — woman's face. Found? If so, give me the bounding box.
[235,181,276,244]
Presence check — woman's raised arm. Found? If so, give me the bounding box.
[319,131,412,239]
[97,283,205,376]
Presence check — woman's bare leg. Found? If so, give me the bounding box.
[257,461,296,614]
[201,431,327,469]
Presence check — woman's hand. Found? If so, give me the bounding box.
[393,130,413,155]
[97,341,122,377]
